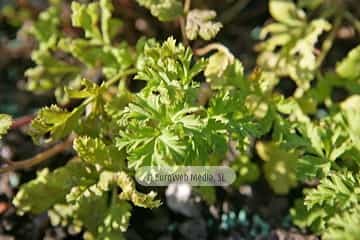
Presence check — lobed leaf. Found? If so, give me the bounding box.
[186,9,222,40]
[29,105,85,144]
[13,161,97,215]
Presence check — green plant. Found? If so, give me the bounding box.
[0,0,359,239]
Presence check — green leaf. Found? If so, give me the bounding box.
[100,0,123,44]
[58,39,133,79]
[30,6,60,48]
[74,136,126,171]
[269,0,305,26]
[13,161,97,214]
[74,187,108,232]
[186,9,222,40]
[304,171,360,211]
[71,1,102,43]
[0,114,12,140]
[67,175,132,237]
[64,78,102,100]
[258,0,331,92]
[29,104,85,144]
[136,0,183,21]
[341,95,360,150]
[25,50,82,104]
[99,200,132,233]
[324,207,360,240]
[136,37,205,91]
[336,45,360,80]
[114,88,224,169]
[296,155,330,181]
[290,199,327,233]
[204,51,250,91]
[256,141,298,194]
[71,0,122,45]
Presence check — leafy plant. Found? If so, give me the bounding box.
[0,0,359,239]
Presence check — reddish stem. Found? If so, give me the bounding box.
[11,115,34,129]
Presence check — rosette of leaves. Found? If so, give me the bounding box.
[116,38,227,169]
[15,72,162,239]
[116,38,278,171]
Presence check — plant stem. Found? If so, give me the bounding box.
[0,136,74,174]
[194,43,234,62]
[105,68,137,88]
[111,185,118,205]
[179,0,191,46]
[184,0,191,13]
[179,17,189,46]
[11,115,34,129]
[344,11,360,33]
[315,15,343,69]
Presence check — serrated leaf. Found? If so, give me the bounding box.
[74,136,126,171]
[304,171,360,211]
[0,114,12,140]
[186,9,222,40]
[136,37,205,90]
[68,183,132,237]
[290,199,327,233]
[29,104,85,144]
[324,207,360,240]
[13,161,97,214]
[114,89,223,169]
[48,204,79,228]
[296,155,330,181]
[71,0,122,45]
